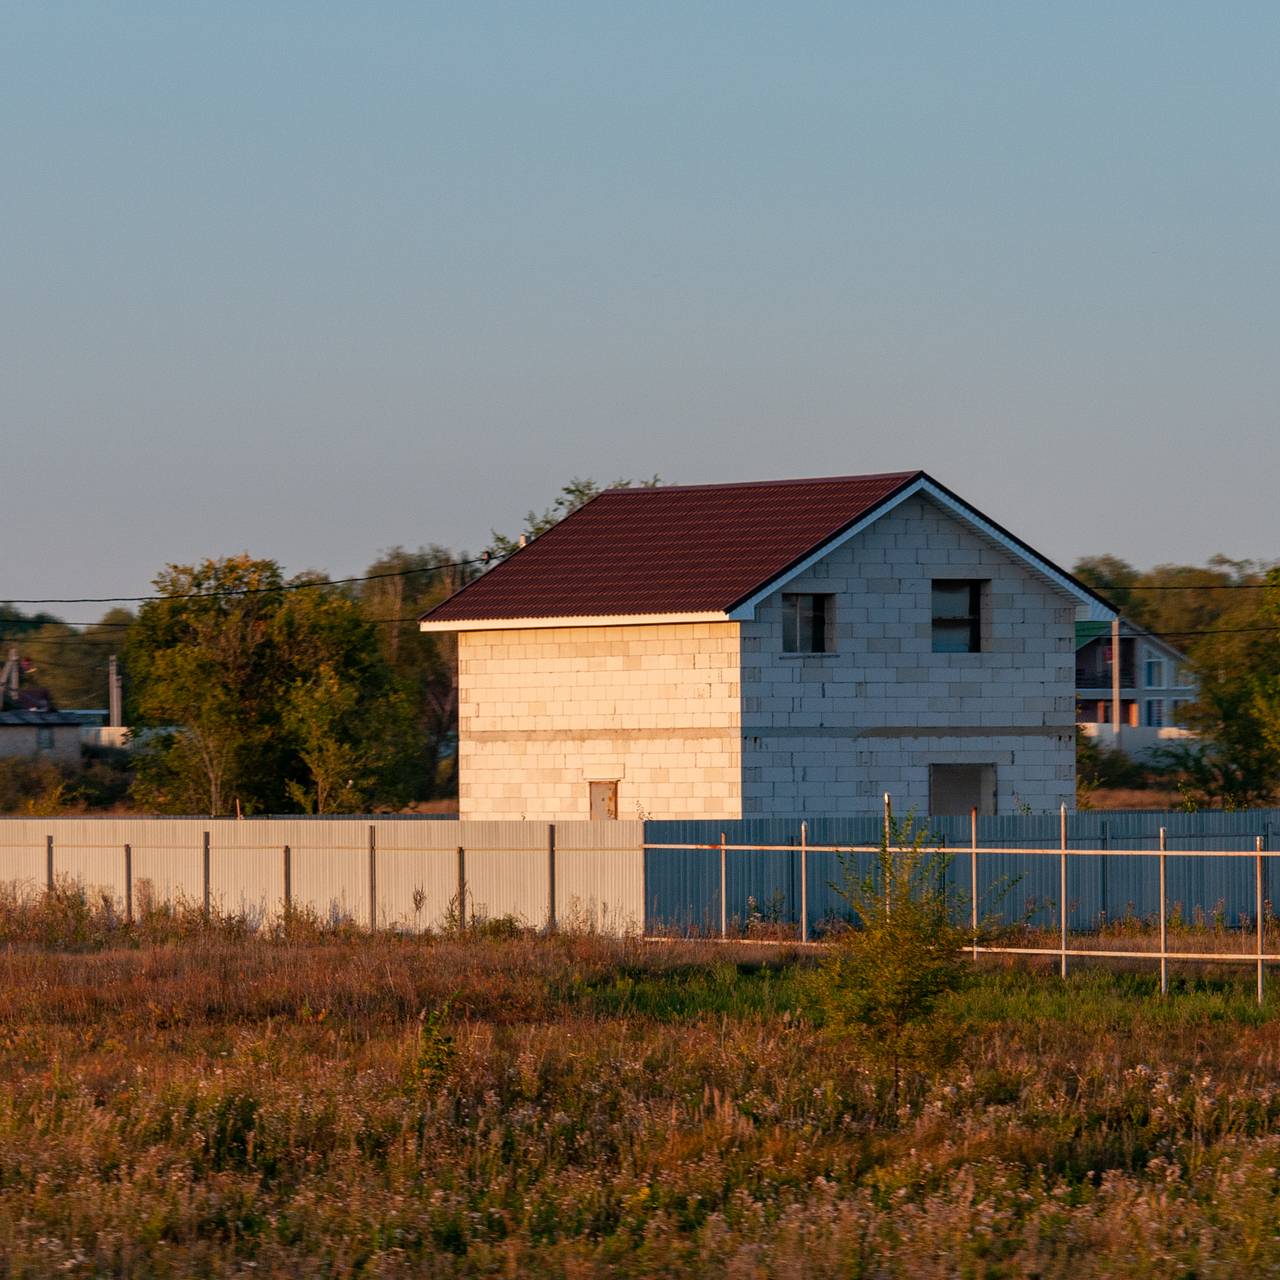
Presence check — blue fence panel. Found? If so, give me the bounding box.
[643,809,1280,937]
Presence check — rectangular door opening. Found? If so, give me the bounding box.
[589,780,618,820]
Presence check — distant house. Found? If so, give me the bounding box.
[1075,621,1199,760]
[0,711,84,765]
[0,651,87,765]
[422,472,1118,820]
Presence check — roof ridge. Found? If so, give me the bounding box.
[594,470,923,497]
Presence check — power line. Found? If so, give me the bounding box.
[1143,624,1280,638]
[1,556,485,606]
[7,617,1280,656]
[1097,581,1277,591]
[0,615,441,652]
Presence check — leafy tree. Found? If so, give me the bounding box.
[283,664,394,813]
[359,545,477,801]
[812,815,971,1111]
[0,605,61,636]
[1072,555,1147,626]
[128,557,286,813]
[128,556,412,815]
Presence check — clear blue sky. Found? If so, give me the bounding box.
[3,2,1277,606]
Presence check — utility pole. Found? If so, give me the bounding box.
[108,654,123,727]
[1110,617,1122,747]
[1,648,19,702]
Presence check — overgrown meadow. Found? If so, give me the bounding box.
[3,890,1280,1276]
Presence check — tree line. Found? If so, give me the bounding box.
[2,547,473,815]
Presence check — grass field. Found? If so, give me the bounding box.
[3,896,1280,1276]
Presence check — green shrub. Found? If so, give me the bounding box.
[811,814,970,1110]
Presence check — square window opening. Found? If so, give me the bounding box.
[931,580,984,654]
[782,593,834,654]
[929,763,997,816]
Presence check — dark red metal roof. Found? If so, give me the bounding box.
[423,471,923,623]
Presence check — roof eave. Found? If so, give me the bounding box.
[419,610,733,634]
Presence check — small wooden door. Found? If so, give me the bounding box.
[589,780,618,820]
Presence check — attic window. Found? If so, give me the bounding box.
[931,580,984,653]
[782,593,832,654]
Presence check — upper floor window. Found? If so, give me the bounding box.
[782,593,833,653]
[1144,698,1165,728]
[931,580,984,653]
[1144,658,1165,688]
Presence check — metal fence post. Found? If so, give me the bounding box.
[45,834,53,893]
[719,831,727,938]
[1257,836,1265,1007]
[547,823,557,932]
[283,844,292,914]
[1268,821,1275,919]
[124,843,133,924]
[202,831,211,919]
[1059,804,1068,979]
[883,792,892,917]
[1100,819,1109,923]
[456,845,466,929]
[1158,827,1168,997]
[970,807,979,963]
[799,821,808,944]
[367,825,377,932]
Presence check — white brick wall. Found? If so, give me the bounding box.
[454,493,1080,819]
[738,493,1077,815]
[457,623,742,820]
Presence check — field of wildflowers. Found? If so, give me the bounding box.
[2,888,1280,1276]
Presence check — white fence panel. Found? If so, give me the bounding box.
[453,821,550,926]
[131,845,205,910]
[292,845,368,925]
[555,821,645,934]
[467,850,549,926]
[208,843,285,924]
[376,821,469,931]
[0,823,47,900]
[56,844,129,910]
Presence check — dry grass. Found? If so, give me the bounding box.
[1081,786,1186,810]
[3,893,1280,1275]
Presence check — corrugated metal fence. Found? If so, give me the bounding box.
[0,817,645,933]
[643,808,1280,936]
[5,808,1280,942]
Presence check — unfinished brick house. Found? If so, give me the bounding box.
[420,472,1116,819]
